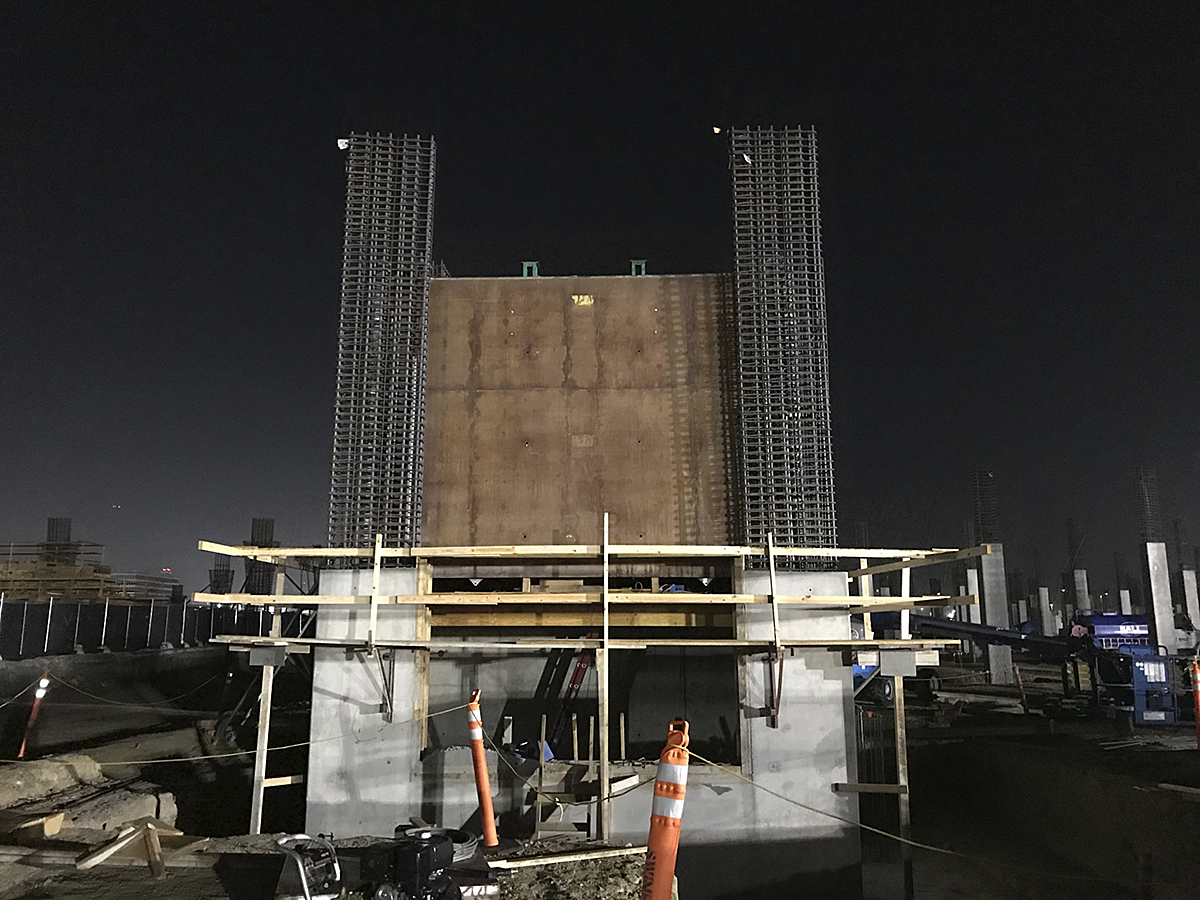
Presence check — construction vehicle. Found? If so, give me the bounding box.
[895,610,1178,725]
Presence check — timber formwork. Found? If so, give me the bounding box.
[729,127,836,563]
[195,532,986,838]
[328,133,437,553]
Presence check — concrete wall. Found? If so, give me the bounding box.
[307,569,863,898]
[422,275,735,546]
[306,569,422,837]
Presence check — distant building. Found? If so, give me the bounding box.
[971,470,1001,543]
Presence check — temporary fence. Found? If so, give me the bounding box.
[0,598,315,660]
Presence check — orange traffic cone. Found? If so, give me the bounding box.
[467,689,499,847]
[641,719,688,900]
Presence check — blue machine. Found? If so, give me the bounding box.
[1071,611,1175,725]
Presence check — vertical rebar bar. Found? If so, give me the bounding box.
[44,597,53,654]
[327,133,437,554]
[729,126,835,562]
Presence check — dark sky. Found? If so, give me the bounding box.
[2,3,1197,594]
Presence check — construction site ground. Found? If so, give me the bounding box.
[0,658,1197,898]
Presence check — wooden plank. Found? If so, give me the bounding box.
[143,825,165,879]
[248,663,275,835]
[211,634,957,652]
[200,539,966,563]
[193,591,971,610]
[488,845,647,869]
[430,610,732,628]
[847,546,991,578]
[262,774,305,788]
[832,782,908,794]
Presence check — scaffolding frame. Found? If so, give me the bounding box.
[328,133,437,553]
[729,126,836,563]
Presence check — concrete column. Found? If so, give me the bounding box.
[965,569,981,624]
[1145,542,1176,653]
[1072,569,1090,610]
[1038,587,1054,636]
[1183,571,1200,652]
[979,544,1013,685]
[1119,589,1132,616]
[306,569,421,836]
[1017,600,1028,623]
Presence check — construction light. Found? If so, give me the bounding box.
[38,678,49,689]
[712,126,721,134]
[337,138,350,150]
[35,688,46,699]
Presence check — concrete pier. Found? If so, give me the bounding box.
[1038,587,1054,636]
[979,544,1013,685]
[1119,589,1132,616]
[1145,543,1176,652]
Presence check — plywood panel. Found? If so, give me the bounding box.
[423,275,734,546]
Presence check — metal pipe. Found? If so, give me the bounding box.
[146,600,154,647]
[19,601,28,657]
[72,603,81,650]
[100,598,110,648]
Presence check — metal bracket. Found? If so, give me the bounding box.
[376,649,396,722]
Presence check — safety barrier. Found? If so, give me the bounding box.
[467,689,499,847]
[641,719,688,900]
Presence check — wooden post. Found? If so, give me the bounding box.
[368,533,383,651]
[271,564,285,638]
[572,712,580,761]
[619,712,627,760]
[414,559,432,748]
[899,562,911,639]
[537,713,547,830]
[598,512,612,840]
[894,675,913,900]
[859,558,874,639]
[249,663,275,835]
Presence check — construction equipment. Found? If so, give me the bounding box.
[275,834,343,900]
[901,611,1178,725]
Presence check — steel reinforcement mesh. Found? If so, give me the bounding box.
[328,133,436,553]
[729,126,836,564]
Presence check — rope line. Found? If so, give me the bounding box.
[684,747,1129,885]
[0,679,41,711]
[0,701,471,767]
[48,672,224,707]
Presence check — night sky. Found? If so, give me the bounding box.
[2,3,1197,594]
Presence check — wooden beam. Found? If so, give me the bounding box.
[192,591,973,610]
[248,663,274,835]
[210,634,958,652]
[832,782,908,794]
[200,539,967,564]
[847,546,991,579]
[488,846,647,869]
[429,610,733,628]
